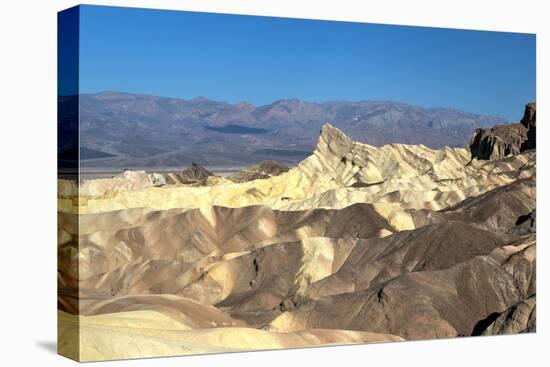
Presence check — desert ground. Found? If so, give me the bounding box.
[58,104,536,362]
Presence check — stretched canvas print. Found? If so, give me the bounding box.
[57,5,537,362]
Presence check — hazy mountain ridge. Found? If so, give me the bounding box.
[70,91,509,169]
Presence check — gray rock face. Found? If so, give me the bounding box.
[510,210,536,235]
[479,295,536,335]
[469,103,536,160]
[441,177,536,234]
[268,236,535,340]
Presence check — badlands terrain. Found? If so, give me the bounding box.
[58,104,536,361]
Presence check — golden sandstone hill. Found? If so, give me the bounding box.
[58,104,536,361]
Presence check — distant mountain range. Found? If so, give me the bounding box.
[65,91,509,169]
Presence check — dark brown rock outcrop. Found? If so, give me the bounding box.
[227,160,289,183]
[469,103,536,160]
[165,162,215,184]
[520,102,536,151]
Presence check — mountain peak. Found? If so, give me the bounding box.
[311,123,359,185]
[317,123,353,150]
[191,96,209,102]
[320,122,344,136]
[272,98,301,105]
[185,162,214,179]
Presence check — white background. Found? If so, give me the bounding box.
[0,0,546,365]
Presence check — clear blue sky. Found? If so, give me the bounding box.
[77,5,536,121]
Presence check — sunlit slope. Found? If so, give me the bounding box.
[58,171,535,335]
[58,203,394,285]
[59,310,402,362]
